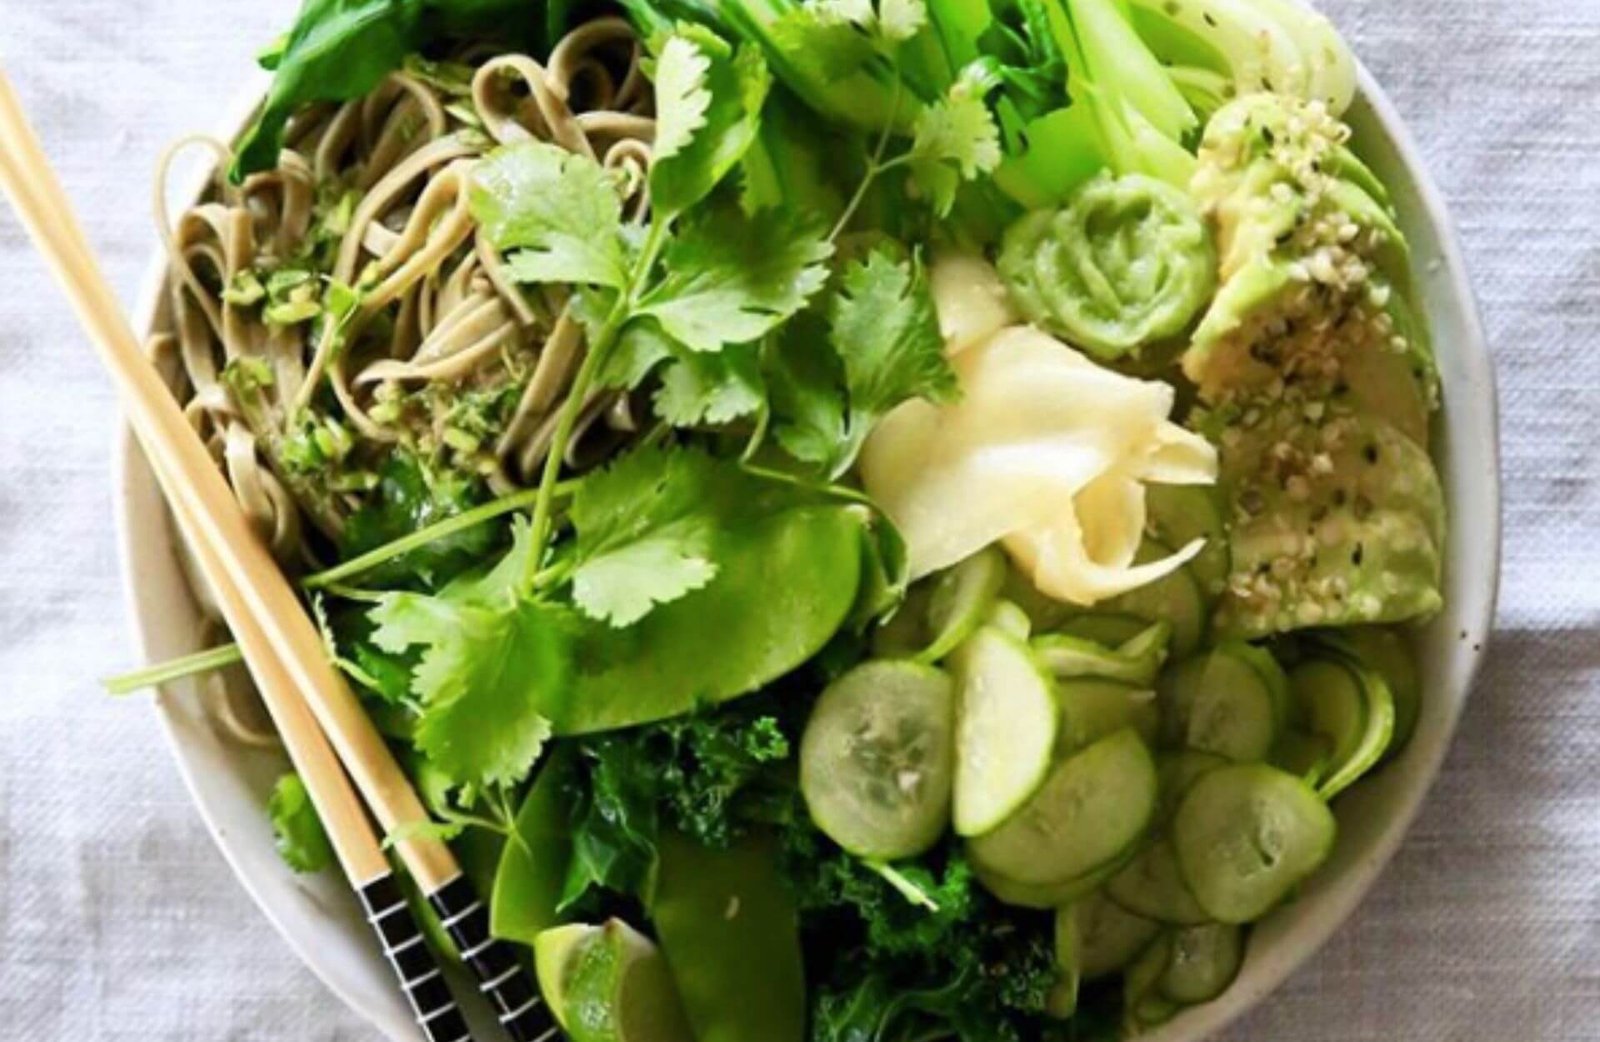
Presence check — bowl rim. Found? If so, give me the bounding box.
[111,59,1500,1042]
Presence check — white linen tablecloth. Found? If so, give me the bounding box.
[0,1,1594,1038]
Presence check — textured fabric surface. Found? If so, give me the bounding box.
[0,1,1591,1039]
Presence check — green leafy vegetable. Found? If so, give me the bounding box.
[909,60,1005,212]
[566,445,726,626]
[368,519,572,788]
[653,342,768,426]
[828,247,959,449]
[769,246,958,476]
[341,452,497,588]
[232,0,556,180]
[268,772,335,874]
[649,25,773,217]
[637,205,833,354]
[471,141,630,288]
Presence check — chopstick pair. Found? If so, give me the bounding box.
[0,69,558,1042]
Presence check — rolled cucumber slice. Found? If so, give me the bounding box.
[969,729,1158,887]
[1173,763,1337,923]
[1161,923,1244,1004]
[1291,658,1395,800]
[1159,648,1282,761]
[1071,892,1162,980]
[950,628,1060,836]
[800,661,956,859]
[919,547,1007,663]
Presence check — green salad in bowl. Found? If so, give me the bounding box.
[127,0,1461,1037]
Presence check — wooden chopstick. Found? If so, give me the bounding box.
[0,69,557,1042]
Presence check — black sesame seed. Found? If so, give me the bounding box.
[1203,10,1218,26]
[1351,543,1365,566]
[1364,443,1379,465]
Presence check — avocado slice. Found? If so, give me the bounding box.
[1212,407,1444,638]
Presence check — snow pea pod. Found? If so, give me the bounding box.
[491,749,576,945]
[547,505,867,735]
[650,831,806,1042]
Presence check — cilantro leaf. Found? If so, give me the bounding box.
[268,772,334,874]
[470,140,628,287]
[369,520,571,789]
[766,313,848,467]
[825,247,958,473]
[567,445,732,626]
[649,27,771,218]
[813,0,928,46]
[910,63,1004,215]
[876,0,929,43]
[638,205,833,354]
[654,342,767,427]
[598,317,676,391]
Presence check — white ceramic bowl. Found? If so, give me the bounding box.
[114,63,1499,1042]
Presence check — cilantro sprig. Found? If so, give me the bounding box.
[469,24,832,586]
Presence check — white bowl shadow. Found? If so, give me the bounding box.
[113,64,1498,1042]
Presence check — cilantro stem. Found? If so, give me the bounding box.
[301,479,577,590]
[520,218,673,591]
[828,78,907,243]
[103,643,245,695]
[739,462,877,508]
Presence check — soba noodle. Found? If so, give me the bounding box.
[147,18,655,746]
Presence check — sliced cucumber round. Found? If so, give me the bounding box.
[1123,934,1177,1029]
[1322,626,1421,759]
[1157,750,1229,821]
[1060,678,1161,750]
[973,856,1124,909]
[1033,622,1169,688]
[919,547,1007,663]
[1273,728,1333,787]
[1048,909,1081,1019]
[983,599,1033,640]
[1071,892,1162,980]
[1292,658,1395,800]
[1054,612,1152,648]
[1173,763,1337,923]
[1101,541,1209,658]
[1146,484,1231,600]
[1106,839,1210,925]
[1159,649,1281,761]
[969,729,1158,886]
[950,628,1059,836]
[800,660,956,860]
[870,581,933,660]
[1161,923,1243,1004]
